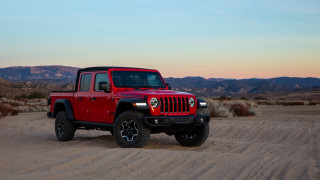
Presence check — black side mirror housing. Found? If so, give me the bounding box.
[99,82,110,92]
[166,83,172,90]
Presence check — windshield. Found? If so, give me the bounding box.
[112,71,166,88]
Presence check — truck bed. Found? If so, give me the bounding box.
[50,91,75,113]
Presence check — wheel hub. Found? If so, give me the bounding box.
[120,120,138,142]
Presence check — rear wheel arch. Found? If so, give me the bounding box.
[53,99,74,120]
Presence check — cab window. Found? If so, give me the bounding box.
[95,73,109,91]
[80,73,92,92]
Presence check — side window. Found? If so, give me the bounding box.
[95,73,109,91]
[80,74,92,92]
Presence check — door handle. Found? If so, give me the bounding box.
[77,97,83,100]
[91,97,97,100]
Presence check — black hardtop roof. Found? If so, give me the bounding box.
[78,66,156,72]
[75,66,159,92]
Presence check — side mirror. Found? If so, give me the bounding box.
[99,82,110,92]
[166,83,172,90]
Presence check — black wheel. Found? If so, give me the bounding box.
[114,110,150,148]
[174,124,209,147]
[55,111,75,141]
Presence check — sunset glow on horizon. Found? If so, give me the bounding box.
[0,0,319,78]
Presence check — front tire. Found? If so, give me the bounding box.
[55,111,76,141]
[174,124,209,147]
[114,111,150,148]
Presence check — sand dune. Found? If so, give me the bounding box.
[0,105,319,180]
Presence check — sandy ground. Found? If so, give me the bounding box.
[0,105,319,180]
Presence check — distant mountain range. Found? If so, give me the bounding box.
[165,76,320,97]
[0,66,79,82]
[0,65,320,99]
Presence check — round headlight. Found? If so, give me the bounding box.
[189,97,195,107]
[150,97,159,108]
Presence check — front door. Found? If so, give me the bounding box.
[90,72,112,123]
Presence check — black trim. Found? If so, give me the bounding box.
[73,121,113,130]
[117,98,150,110]
[51,91,75,93]
[197,98,208,109]
[53,99,75,120]
[47,96,51,105]
[47,111,53,118]
[143,114,210,127]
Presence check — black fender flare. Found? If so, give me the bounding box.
[53,99,75,120]
[197,98,207,109]
[114,98,149,120]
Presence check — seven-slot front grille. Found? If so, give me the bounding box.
[159,97,190,114]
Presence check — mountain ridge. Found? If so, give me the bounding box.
[1,65,319,99]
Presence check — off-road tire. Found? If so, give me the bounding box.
[55,111,76,141]
[174,124,209,147]
[114,110,150,148]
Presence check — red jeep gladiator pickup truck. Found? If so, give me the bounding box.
[47,67,210,148]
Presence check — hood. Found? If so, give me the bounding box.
[116,89,195,99]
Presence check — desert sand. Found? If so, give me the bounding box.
[0,105,319,180]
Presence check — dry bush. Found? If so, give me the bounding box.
[0,98,26,106]
[0,98,49,113]
[283,101,305,106]
[17,105,49,113]
[0,103,19,117]
[229,104,251,116]
[308,102,317,106]
[198,99,259,118]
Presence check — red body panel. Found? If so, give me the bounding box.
[50,68,198,124]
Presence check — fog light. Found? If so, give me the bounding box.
[200,118,204,123]
[154,119,159,124]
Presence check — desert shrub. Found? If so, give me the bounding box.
[0,103,19,117]
[283,101,305,106]
[17,105,49,113]
[14,94,29,101]
[229,104,251,116]
[218,96,232,101]
[254,97,267,100]
[254,100,276,105]
[249,108,260,116]
[217,106,233,118]
[1,97,49,113]
[0,98,26,106]
[28,92,46,99]
[240,97,249,100]
[308,102,317,106]
[14,92,46,99]
[198,99,258,118]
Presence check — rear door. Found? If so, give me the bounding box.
[74,72,93,121]
[90,72,112,123]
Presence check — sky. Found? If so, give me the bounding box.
[0,0,319,78]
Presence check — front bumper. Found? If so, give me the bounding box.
[143,114,210,127]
